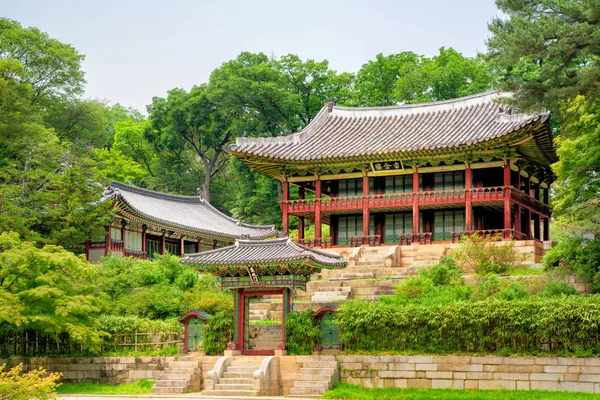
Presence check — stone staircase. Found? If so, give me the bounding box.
[248,324,282,350]
[202,357,264,397]
[152,356,201,394]
[311,286,352,302]
[249,301,272,322]
[290,356,339,397]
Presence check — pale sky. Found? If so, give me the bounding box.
[2,0,500,113]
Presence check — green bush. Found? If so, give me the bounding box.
[285,310,320,355]
[421,256,462,286]
[204,311,234,355]
[452,233,521,275]
[544,235,600,292]
[338,297,600,355]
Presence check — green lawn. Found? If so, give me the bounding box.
[56,379,154,394]
[323,384,597,400]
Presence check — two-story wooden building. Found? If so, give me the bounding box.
[85,182,277,262]
[229,91,557,248]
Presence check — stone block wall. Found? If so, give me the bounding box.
[339,355,600,393]
[0,356,175,384]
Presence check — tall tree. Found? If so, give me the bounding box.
[487,0,600,113]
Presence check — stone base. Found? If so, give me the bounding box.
[224,350,241,356]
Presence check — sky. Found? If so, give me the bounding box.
[3,0,500,113]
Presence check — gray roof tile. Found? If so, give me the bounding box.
[103,182,277,240]
[181,237,346,268]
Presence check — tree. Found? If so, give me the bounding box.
[0,232,106,350]
[0,18,85,106]
[147,86,231,200]
[355,52,420,106]
[487,0,600,113]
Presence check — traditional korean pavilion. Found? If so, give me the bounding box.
[229,91,557,247]
[181,237,346,355]
[85,182,277,262]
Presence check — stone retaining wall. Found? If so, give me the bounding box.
[0,356,175,384]
[338,355,600,393]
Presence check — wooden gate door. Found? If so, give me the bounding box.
[187,318,204,352]
[321,313,340,349]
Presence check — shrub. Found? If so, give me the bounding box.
[0,364,61,400]
[452,233,521,275]
[204,311,234,355]
[338,297,600,355]
[543,234,600,292]
[421,256,462,286]
[285,310,320,355]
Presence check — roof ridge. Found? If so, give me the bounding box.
[109,181,202,203]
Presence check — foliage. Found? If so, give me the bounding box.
[98,315,180,334]
[487,0,600,114]
[451,233,521,275]
[0,232,106,351]
[0,363,61,400]
[285,310,320,355]
[57,380,154,395]
[338,297,600,355]
[323,383,599,400]
[544,234,600,293]
[203,311,234,355]
[97,254,199,319]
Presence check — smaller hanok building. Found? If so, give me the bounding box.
[182,237,346,355]
[229,91,557,247]
[85,182,278,262]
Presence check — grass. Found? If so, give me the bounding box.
[57,379,155,394]
[249,319,282,325]
[98,346,178,357]
[323,383,597,400]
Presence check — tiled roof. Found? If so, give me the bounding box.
[230,91,555,163]
[102,182,277,240]
[181,237,346,268]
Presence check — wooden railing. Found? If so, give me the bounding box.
[417,189,465,205]
[283,186,548,214]
[470,186,505,202]
[297,237,331,248]
[398,233,433,245]
[125,249,147,259]
[451,229,506,243]
[349,235,381,247]
[110,239,124,252]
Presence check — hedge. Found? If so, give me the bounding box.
[338,298,600,354]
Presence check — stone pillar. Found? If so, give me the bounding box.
[412,169,419,241]
[362,174,370,238]
[282,181,289,234]
[315,177,322,246]
[465,165,472,232]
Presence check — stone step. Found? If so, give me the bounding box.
[163,367,198,375]
[154,379,189,388]
[227,366,259,372]
[218,377,253,385]
[339,272,376,279]
[222,371,254,379]
[302,361,338,368]
[300,367,336,375]
[152,386,186,394]
[168,360,198,368]
[231,357,265,364]
[294,380,331,389]
[158,374,197,380]
[201,390,259,397]
[297,373,333,381]
[215,383,254,391]
[290,387,328,396]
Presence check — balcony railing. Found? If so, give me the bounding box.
[398,233,433,245]
[349,235,381,247]
[110,239,124,253]
[282,186,550,216]
[125,249,147,259]
[297,237,332,248]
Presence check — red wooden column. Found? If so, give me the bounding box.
[180,237,185,256]
[282,181,290,234]
[121,222,126,254]
[524,176,532,238]
[160,230,166,255]
[543,217,550,241]
[503,161,511,239]
[412,168,420,242]
[465,164,473,232]
[142,228,147,255]
[362,173,370,238]
[315,177,322,246]
[298,185,305,241]
[533,213,541,240]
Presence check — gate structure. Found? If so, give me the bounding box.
[179,310,210,353]
[182,237,346,355]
